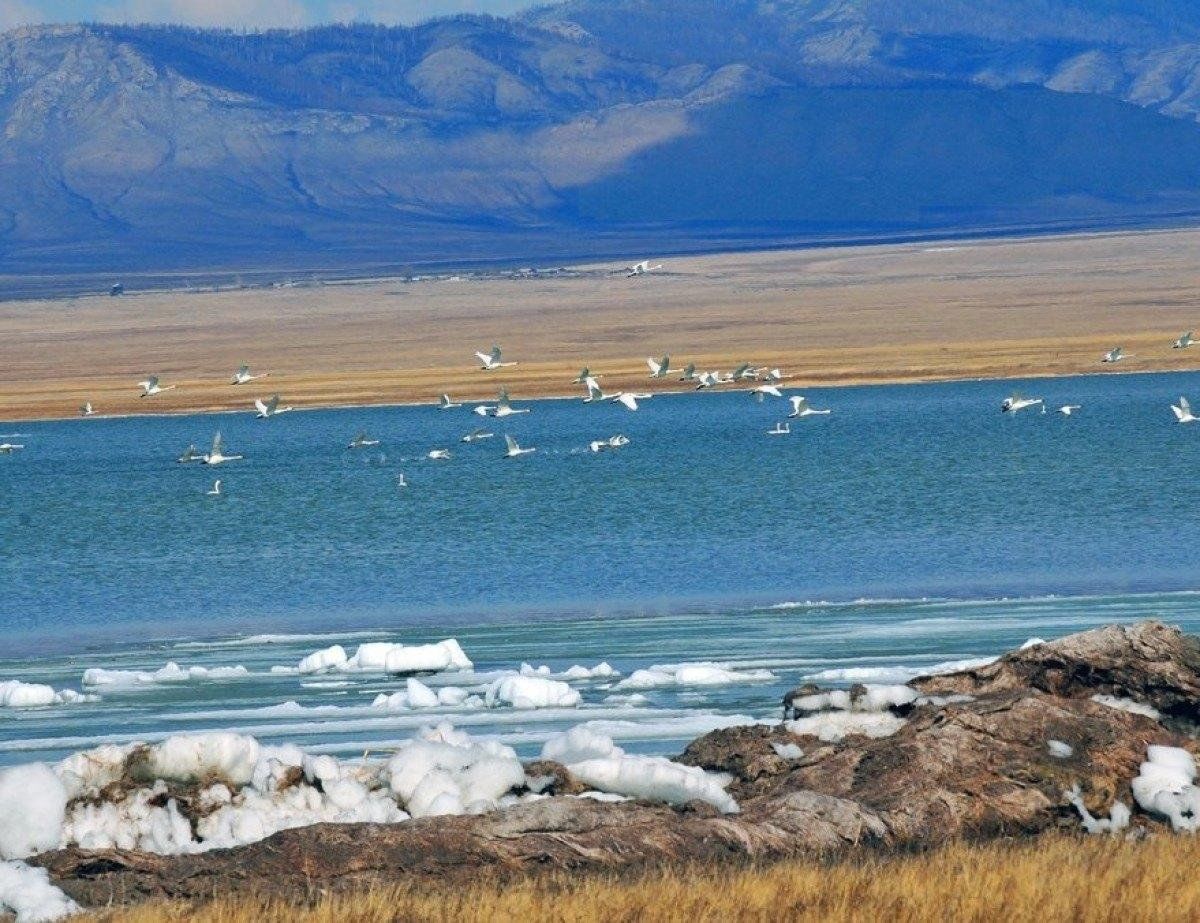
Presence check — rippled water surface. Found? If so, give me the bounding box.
[2,372,1199,764]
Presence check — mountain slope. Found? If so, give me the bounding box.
[4,2,1200,276]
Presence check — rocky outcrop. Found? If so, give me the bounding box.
[31,620,1200,907]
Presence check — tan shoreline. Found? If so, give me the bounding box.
[4,228,1200,421]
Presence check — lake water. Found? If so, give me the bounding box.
[2,371,1199,766]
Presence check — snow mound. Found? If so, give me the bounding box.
[0,680,94,708]
[292,639,472,675]
[616,662,775,690]
[1091,694,1160,720]
[371,679,482,711]
[141,733,262,787]
[385,722,526,817]
[0,861,78,923]
[0,764,67,860]
[82,662,248,687]
[788,684,918,715]
[540,726,738,814]
[485,675,581,709]
[1131,745,1200,831]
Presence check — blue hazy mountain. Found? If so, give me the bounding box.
[5,1,1200,273]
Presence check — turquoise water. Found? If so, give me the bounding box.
[1,372,1199,765]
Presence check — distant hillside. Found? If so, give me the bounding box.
[5,1,1200,276]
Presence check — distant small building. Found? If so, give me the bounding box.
[109,283,124,296]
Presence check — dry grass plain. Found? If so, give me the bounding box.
[86,833,1200,923]
[4,228,1200,420]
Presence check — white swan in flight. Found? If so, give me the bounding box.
[751,384,783,401]
[731,363,756,381]
[348,431,380,448]
[1172,396,1198,424]
[612,392,649,411]
[572,367,595,384]
[504,435,536,458]
[80,402,95,417]
[582,377,609,403]
[138,376,175,397]
[694,371,720,390]
[626,260,662,277]
[1000,393,1043,414]
[767,422,790,436]
[461,428,495,443]
[427,449,452,460]
[1174,332,1195,350]
[177,443,205,464]
[206,480,222,497]
[491,389,528,418]
[1101,346,1125,363]
[789,396,832,417]
[476,345,516,371]
[647,354,671,378]
[202,432,243,465]
[231,364,268,385]
[438,394,462,410]
[254,394,293,419]
[589,434,630,452]
[0,442,24,454]
[678,363,698,382]
[1058,405,1081,416]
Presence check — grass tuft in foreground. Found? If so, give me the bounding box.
[89,832,1200,923]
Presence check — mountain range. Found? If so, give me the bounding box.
[5,0,1200,276]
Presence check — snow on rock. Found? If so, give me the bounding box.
[520,662,618,681]
[485,675,581,709]
[540,726,739,814]
[0,860,79,923]
[803,656,996,684]
[1020,637,1047,649]
[385,722,526,817]
[785,711,907,742]
[0,680,94,708]
[771,742,804,760]
[292,639,472,675]
[0,764,67,860]
[1065,785,1131,834]
[82,662,248,687]
[1091,694,1161,720]
[615,662,775,690]
[1131,745,1200,831]
[1048,739,1074,759]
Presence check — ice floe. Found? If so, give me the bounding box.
[485,675,581,709]
[615,662,775,690]
[519,662,618,681]
[287,639,473,675]
[371,679,482,711]
[82,662,249,687]
[0,681,94,708]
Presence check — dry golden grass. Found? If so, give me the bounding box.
[89,833,1200,923]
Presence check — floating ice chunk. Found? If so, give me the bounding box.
[616,662,775,690]
[603,693,649,707]
[82,662,248,687]
[771,742,804,760]
[541,726,738,813]
[0,860,79,922]
[804,656,995,684]
[405,678,441,709]
[1065,785,1131,834]
[1048,740,1074,759]
[785,712,906,742]
[1131,745,1200,831]
[1091,694,1160,720]
[296,645,349,674]
[0,680,94,708]
[522,662,618,681]
[370,684,481,711]
[485,675,581,709]
[383,640,472,674]
[0,764,67,860]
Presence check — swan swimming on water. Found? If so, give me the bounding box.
[396,472,408,489]
[1172,396,1198,424]
[202,432,243,465]
[205,480,222,497]
[767,422,790,435]
[1000,392,1043,414]
[138,376,175,397]
[789,396,832,417]
[0,442,23,454]
[231,365,268,385]
[503,435,536,458]
[427,449,452,460]
[348,431,380,448]
[438,394,462,410]
[1058,405,1081,416]
[475,346,516,371]
[589,434,629,452]
[254,394,293,419]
